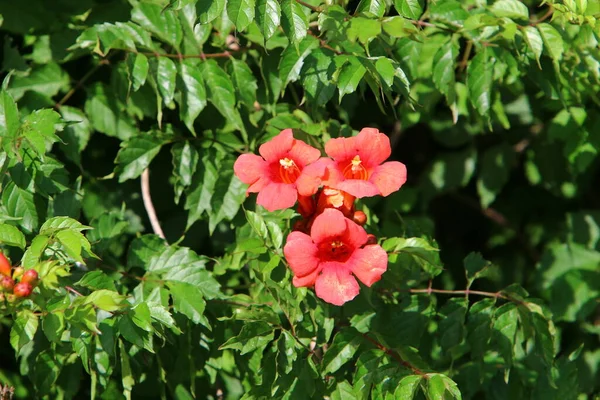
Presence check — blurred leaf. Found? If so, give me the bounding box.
[490,0,529,20]
[537,23,564,62]
[169,281,208,325]
[7,63,69,101]
[132,2,182,48]
[0,223,26,248]
[11,310,39,354]
[467,48,494,121]
[322,329,362,374]
[432,38,459,121]
[280,36,319,89]
[219,321,274,354]
[228,58,258,109]
[425,374,462,400]
[199,60,244,131]
[356,0,386,18]
[114,132,172,182]
[393,0,423,19]
[477,143,515,208]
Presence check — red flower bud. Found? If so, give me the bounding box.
[13,282,32,298]
[12,266,23,280]
[1,276,15,292]
[21,269,39,286]
[365,234,378,245]
[0,253,11,277]
[352,211,367,226]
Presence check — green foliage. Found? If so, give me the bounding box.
[0,0,599,399]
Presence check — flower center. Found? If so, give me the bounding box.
[278,158,301,184]
[342,155,368,180]
[319,239,353,262]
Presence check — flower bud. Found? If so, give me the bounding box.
[0,253,11,277]
[352,211,367,226]
[365,234,378,246]
[21,269,39,286]
[0,276,15,292]
[13,282,32,298]
[12,266,23,280]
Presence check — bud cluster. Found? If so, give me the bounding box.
[0,253,39,303]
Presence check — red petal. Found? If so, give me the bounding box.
[324,135,357,161]
[234,154,268,185]
[369,161,407,197]
[259,129,294,161]
[296,158,337,196]
[288,139,321,167]
[348,245,388,286]
[284,232,320,278]
[292,266,322,287]
[341,217,368,250]
[315,263,360,306]
[354,128,392,167]
[310,208,347,244]
[337,179,380,198]
[256,182,297,211]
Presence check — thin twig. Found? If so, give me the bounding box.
[65,286,84,296]
[409,288,507,300]
[530,5,554,26]
[295,0,322,12]
[458,40,473,71]
[362,334,426,376]
[54,58,111,109]
[141,168,166,240]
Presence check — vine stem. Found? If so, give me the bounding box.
[141,168,166,241]
[409,288,507,300]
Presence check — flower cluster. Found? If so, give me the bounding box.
[0,253,38,301]
[234,128,407,305]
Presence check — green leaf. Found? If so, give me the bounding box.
[76,271,117,291]
[492,303,518,366]
[522,26,543,67]
[429,1,469,27]
[0,90,19,144]
[477,143,515,208]
[537,23,564,61]
[466,298,495,359]
[184,149,220,228]
[281,0,308,46]
[219,321,274,354]
[331,381,359,400]
[382,16,418,38]
[114,133,171,182]
[463,252,493,285]
[395,375,422,399]
[119,339,135,396]
[336,56,367,102]
[467,48,494,120]
[432,38,459,122]
[42,313,65,343]
[439,297,468,354]
[84,83,137,140]
[156,57,177,106]
[393,0,423,19]
[322,329,362,374]
[2,182,40,233]
[11,310,39,354]
[199,60,244,131]
[228,0,256,32]
[84,289,128,312]
[279,36,319,89]
[197,0,225,24]
[128,53,149,91]
[177,58,207,135]
[301,48,336,106]
[425,374,462,400]
[490,0,529,20]
[58,106,92,165]
[40,216,89,234]
[207,156,246,234]
[0,223,26,248]
[169,282,208,325]
[34,350,61,393]
[227,58,258,109]
[21,235,50,269]
[171,141,199,203]
[347,17,381,45]
[132,3,182,48]
[56,229,90,262]
[255,0,281,43]
[356,0,386,18]
[7,63,70,101]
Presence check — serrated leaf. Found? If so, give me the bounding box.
[228,0,256,32]
[429,1,469,27]
[169,281,208,325]
[281,0,308,46]
[322,329,362,374]
[7,63,70,101]
[156,57,176,106]
[197,0,226,24]
[11,310,39,354]
[476,143,515,208]
[84,289,128,312]
[208,156,246,234]
[393,0,423,19]
[337,56,366,101]
[85,83,137,140]
[301,48,336,106]
[490,0,529,20]
[357,0,386,18]
[34,350,61,393]
[219,321,274,354]
[426,374,462,400]
[492,303,518,366]
[76,271,117,291]
[58,106,92,165]
[395,375,422,399]
[128,53,149,91]
[199,60,244,131]
[40,216,90,234]
[467,48,494,120]
[432,39,459,122]
[114,133,171,182]
[0,223,26,248]
[0,90,20,144]
[255,0,281,43]
[171,141,199,203]
[42,313,65,343]
[228,58,258,109]
[279,36,319,88]
[347,17,381,45]
[537,23,564,61]
[2,182,40,233]
[331,381,358,400]
[184,149,220,228]
[132,3,182,48]
[177,58,207,135]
